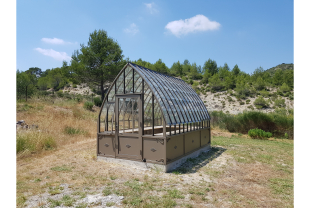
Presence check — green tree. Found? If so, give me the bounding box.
[170,61,183,76]
[280,83,290,93]
[209,74,225,91]
[134,58,153,70]
[203,59,218,75]
[273,69,283,86]
[232,64,240,76]
[26,67,42,77]
[224,73,235,90]
[182,59,191,74]
[72,29,125,100]
[283,70,293,88]
[16,70,37,101]
[251,67,265,81]
[201,71,211,84]
[188,63,202,80]
[218,66,230,80]
[254,96,269,109]
[223,63,230,71]
[46,68,66,91]
[235,81,251,99]
[253,76,266,91]
[153,59,169,74]
[37,76,49,90]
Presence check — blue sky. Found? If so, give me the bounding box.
[17,0,293,74]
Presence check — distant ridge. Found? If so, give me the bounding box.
[265,63,294,75]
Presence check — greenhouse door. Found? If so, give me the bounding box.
[115,95,142,160]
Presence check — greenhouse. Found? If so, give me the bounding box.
[97,62,211,172]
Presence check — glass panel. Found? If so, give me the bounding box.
[134,71,142,93]
[143,83,152,135]
[108,83,115,102]
[116,72,124,94]
[118,97,139,134]
[118,98,125,132]
[153,98,161,127]
[125,68,133,93]
[107,103,115,132]
[100,102,108,132]
[125,66,132,77]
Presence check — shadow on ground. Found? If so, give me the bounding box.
[169,146,227,174]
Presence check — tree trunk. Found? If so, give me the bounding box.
[26,86,28,102]
[101,80,104,101]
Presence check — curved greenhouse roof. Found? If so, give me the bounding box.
[130,63,210,125]
[101,62,210,126]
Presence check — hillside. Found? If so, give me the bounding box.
[199,88,293,114]
[265,63,294,75]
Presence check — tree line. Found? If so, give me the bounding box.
[17,29,294,102]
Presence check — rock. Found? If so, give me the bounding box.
[17,120,25,125]
[82,194,103,204]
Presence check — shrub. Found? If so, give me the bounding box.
[259,89,269,97]
[274,98,286,108]
[248,128,272,140]
[254,96,269,109]
[16,132,57,155]
[93,97,102,107]
[246,99,250,104]
[239,101,245,105]
[64,93,72,99]
[227,96,233,102]
[56,90,64,97]
[276,90,284,96]
[289,94,293,100]
[192,81,199,87]
[75,95,82,103]
[83,101,94,111]
[210,110,293,139]
[280,83,290,93]
[73,84,77,88]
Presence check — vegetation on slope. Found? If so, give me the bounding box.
[210,109,293,139]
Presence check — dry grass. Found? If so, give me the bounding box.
[16,99,97,158]
[16,99,293,208]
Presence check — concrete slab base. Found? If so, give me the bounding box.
[97,145,211,173]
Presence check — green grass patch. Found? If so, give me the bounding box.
[167,189,185,199]
[64,126,87,135]
[50,165,72,172]
[61,195,75,206]
[106,202,116,207]
[269,178,293,196]
[47,198,62,207]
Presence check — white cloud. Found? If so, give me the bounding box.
[41,37,72,44]
[35,48,71,61]
[124,23,139,35]
[165,14,220,37]
[144,2,158,14]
